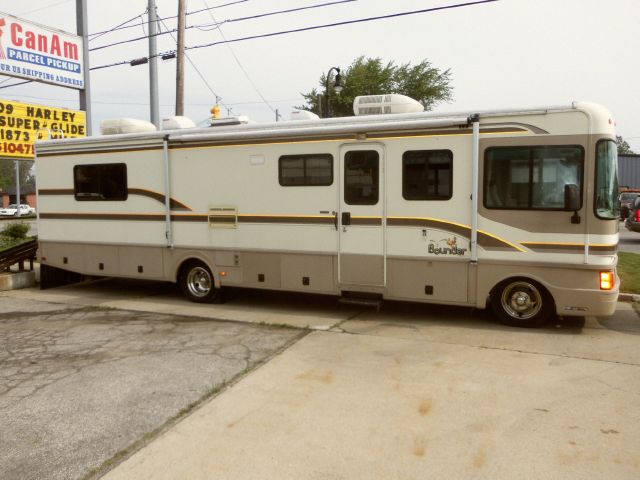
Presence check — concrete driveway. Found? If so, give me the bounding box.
[1,280,639,479]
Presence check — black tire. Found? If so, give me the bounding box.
[489,278,555,328]
[178,261,220,303]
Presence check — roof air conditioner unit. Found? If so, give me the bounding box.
[162,116,196,130]
[353,94,424,116]
[101,118,157,135]
[290,110,320,121]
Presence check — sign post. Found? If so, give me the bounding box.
[15,160,19,217]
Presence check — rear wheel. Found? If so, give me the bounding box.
[178,261,220,303]
[490,278,554,328]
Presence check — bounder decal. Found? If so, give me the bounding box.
[387,217,523,252]
[428,236,468,256]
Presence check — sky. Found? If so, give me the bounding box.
[0,0,639,150]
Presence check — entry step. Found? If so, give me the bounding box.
[338,293,382,312]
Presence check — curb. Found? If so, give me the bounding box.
[0,270,37,291]
[619,293,640,303]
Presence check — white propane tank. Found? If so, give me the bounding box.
[353,94,424,116]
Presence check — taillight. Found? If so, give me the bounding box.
[636,209,640,222]
[600,271,614,290]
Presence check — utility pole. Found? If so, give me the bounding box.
[15,161,20,217]
[175,0,186,116]
[148,0,160,128]
[76,0,92,135]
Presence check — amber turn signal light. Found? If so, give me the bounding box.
[600,271,614,290]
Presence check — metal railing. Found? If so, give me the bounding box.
[0,238,37,272]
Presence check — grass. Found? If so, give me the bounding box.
[0,235,35,251]
[618,251,640,294]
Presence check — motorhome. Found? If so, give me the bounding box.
[35,97,620,327]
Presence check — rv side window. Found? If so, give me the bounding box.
[74,163,128,201]
[279,154,333,186]
[402,150,453,200]
[344,150,379,205]
[484,146,583,210]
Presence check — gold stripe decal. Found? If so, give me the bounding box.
[387,217,524,251]
[521,242,617,253]
[38,188,192,211]
[37,211,524,253]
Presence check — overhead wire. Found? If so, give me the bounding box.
[89,0,499,71]
[17,0,72,16]
[88,0,250,37]
[156,15,226,112]
[200,0,276,115]
[88,0,357,52]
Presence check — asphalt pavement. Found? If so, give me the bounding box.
[0,294,303,480]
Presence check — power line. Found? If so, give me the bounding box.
[17,0,72,16]
[88,0,357,52]
[156,15,225,111]
[200,0,276,115]
[88,0,250,37]
[90,0,499,71]
[90,12,147,42]
[0,90,303,106]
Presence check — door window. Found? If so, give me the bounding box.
[344,150,379,205]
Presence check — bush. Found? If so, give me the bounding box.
[1,222,30,240]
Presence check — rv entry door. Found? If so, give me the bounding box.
[338,144,385,287]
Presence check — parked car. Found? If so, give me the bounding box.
[625,197,640,233]
[0,204,35,216]
[618,191,640,219]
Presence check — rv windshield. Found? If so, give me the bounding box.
[595,140,619,219]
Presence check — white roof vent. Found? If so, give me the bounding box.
[101,118,157,135]
[208,116,252,127]
[353,94,424,116]
[290,110,320,121]
[162,116,196,130]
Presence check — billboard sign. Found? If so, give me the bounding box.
[0,98,86,159]
[0,12,84,89]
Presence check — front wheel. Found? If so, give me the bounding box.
[178,261,220,303]
[490,278,555,328]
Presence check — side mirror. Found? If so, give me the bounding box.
[564,184,581,224]
[564,184,580,211]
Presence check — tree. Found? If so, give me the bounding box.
[616,135,635,155]
[298,56,453,118]
[0,160,34,191]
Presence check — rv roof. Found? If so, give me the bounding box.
[36,101,615,154]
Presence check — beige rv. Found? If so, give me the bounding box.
[35,98,620,327]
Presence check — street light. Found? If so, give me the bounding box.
[324,67,344,118]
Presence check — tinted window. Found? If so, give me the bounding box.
[74,163,128,201]
[279,154,333,186]
[484,146,583,210]
[344,150,379,205]
[402,150,452,200]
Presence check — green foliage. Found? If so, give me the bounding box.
[0,160,35,190]
[618,251,640,294]
[298,56,453,118]
[1,222,30,241]
[616,136,635,155]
